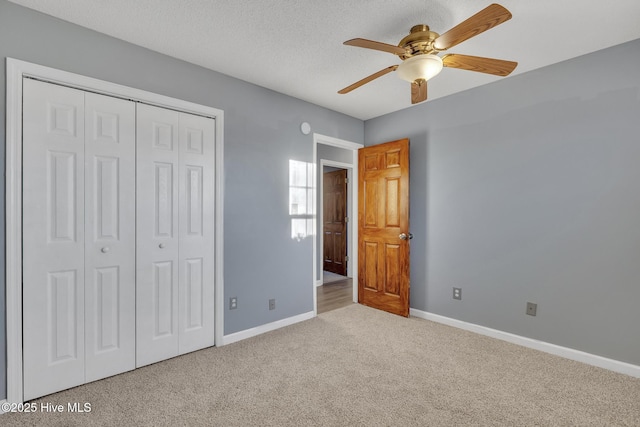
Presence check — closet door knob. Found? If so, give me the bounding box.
[159,243,166,249]
[101,247,110,253]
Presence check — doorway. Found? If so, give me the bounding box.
[312,134,363,315]
[319,166,351,313]
[323,167,348,277]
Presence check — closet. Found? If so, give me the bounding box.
[22,78,215,400]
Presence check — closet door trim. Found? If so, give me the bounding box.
[5,58,225,404]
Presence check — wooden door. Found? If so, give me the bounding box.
[358,139,410,317]
[323,169,348,276]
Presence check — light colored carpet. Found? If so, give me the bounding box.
[3,304,639,426]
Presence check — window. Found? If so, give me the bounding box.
[289,159,315,240]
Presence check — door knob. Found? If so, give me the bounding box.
[101,247,110,253]
[399,233,414,241]
[159,243,166,249]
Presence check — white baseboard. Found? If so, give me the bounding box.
[315,280,323,288]
[221,311,315,346]
[410,308,640,378]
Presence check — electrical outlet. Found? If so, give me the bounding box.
[526,302,537,316]
[269,299,276,310]
[453,287,462,300]
[229,297,237,310]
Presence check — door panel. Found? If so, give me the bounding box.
[136,104,180,367]
[364,180,378,227]
[137,106,215,363]
[385,178,400,227]
[154,261,175,336]
[358,139,410,317]
[178,112,215,354]
[155,162,175,236]
[363,241,379,290]
[384,244,401,295]
[185,166,204,236]
[323,169,348,276]
[48,270,80,362]
[84,92,136,382]
[155,162,175,237]
[93,266,120,350]
[185,258,204,329]
[23,79,86,400]
[93,156,119,239]
[48,151,78,240]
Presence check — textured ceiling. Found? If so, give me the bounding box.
[8,0,640,120]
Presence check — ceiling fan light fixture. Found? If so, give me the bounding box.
[396,54,443,83]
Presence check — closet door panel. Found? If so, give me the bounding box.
[84,92,136,382]
[23,79,86,400]
[178,113,216,354]
[136,103,180,367]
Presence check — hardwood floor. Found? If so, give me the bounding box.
[317,278,354,314]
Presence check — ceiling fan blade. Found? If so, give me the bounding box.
[338,65,398,94]
[411,80,427,104]
[344,38,406,56]
[442,54,517,76]
[434,4,512,51]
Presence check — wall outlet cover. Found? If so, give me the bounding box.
[526,302,537,316]
[453,287,462,300]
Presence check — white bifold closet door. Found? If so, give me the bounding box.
[22,79,136,400]
[136,103,215,367]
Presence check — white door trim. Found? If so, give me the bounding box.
[312,133,363,315]
[5,58,225,403]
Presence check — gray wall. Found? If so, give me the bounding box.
[0,0,364,399]
[317,144,353,164]
[365,38,640,365]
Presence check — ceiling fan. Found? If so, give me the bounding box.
[338,3,518,104]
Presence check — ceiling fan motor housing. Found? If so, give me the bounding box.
[398,25,441,59]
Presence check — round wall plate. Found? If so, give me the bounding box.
[300,122,311,135]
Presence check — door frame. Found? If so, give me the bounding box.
[5,58,225,403]
[312,134,363,315]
